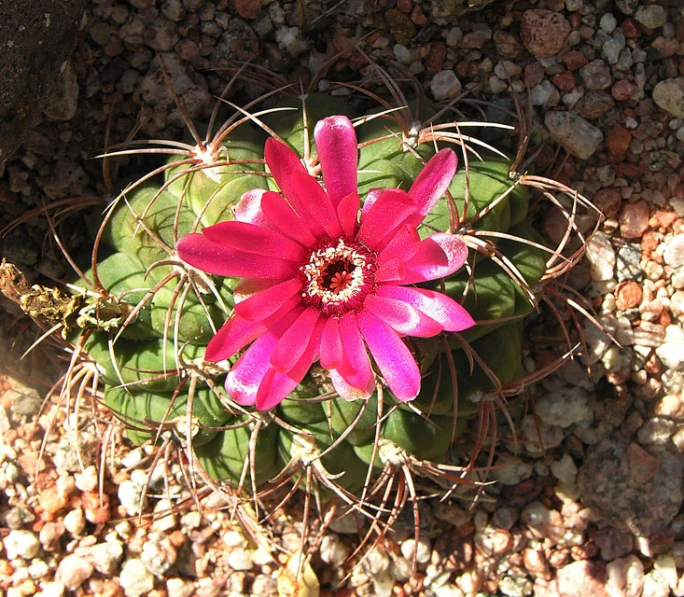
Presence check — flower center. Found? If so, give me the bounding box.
[301,239,377,316]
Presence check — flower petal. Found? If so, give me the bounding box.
[329,369,374,402]
[234,278,280,303]
[314,115,358,209]
[289,171,343,239]
[357,311,421,401]
[408,148,457,220]
[177,233,298,279]
[205,316,265,362]
[234,278,303,322]
[361,188,382,220]
[255,318,324,411]
[235,189,270,227]
[377,285,476,332]
[336,313,375,395]
[375,258,406,284]
[336,192,360,238]
[202,220,307,262]
[226,308,302,406]
[207,295,302,361]
[357,189,416,250]
[264,138,308,203]
[398,233,469,284]
[363,294,443,337]
[320,316,343,370]
[270,307,321,373]
[260,191,318,247]
[377,225,421,269]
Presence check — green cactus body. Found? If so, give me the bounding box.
[65,94,571,504]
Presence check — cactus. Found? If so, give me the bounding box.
[6,84,597,554]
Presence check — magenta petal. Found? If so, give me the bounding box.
[377,225,421,269]
[363,294,443,338]
[336,192,360,238]
[375,258,406,283]
[357,189,416,250]
[177,233,298,279]
[408,148,457,219]
[205,315,265,362]
[320,316,343,370]
[201,220,307,262]
[270,307,320,373]
[260,191,318,248]
[234,189,271,228]
[234,278,303,322]
[289,172,342,239]
[377,285,476,332]
[314,115,358,209]
[234,278,279,303]
[255,318,324,410]
[361,188,382,220]
[357,311,421,401]
[329,369,374,401]
[398,233,469,284]
[226,309,301,406]
[336,313,375,395]
[264,138,308,202]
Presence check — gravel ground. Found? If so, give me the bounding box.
[2,0,684,596]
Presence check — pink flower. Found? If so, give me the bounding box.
[177,116,475,410]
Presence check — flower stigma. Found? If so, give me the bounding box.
[300,238,377,316]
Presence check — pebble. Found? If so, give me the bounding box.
[521,501,565,544]
[430,70,462,101]
[550,454,579,485]
[595,528,634,560]
[619,200,650,239]
[88,540,124,576]
[227,548,254,571]
[275,26,308,57]
[319,535,348,567]
[557,560,610,597]
[400,538,431,565]
[576,91,615,120]
[43,61,79,121]
[578,439,683,536]
[63,508,86,536]
[522,416,563,454]
[166,578,195,597]
[530,80,560,108]
[586,232,616,281]
[655,324,684,369]
[4,530,40,559]
[520,10,571,57]
[605,555,644,597]
[663,234,684,267]
[616,280,642,310]
[603,31,625,65]
[545,111,603,159]
[600,13,618,34]
[642,569,671,597]
[634,5,667,29]
[118,479,147,517]
[535,386,592,428]
[606,124,632,161]
[120,559,155,596]
[580,59,612,91]
[54,555,93,591]
[490,456,534,485]
[653,79,684,119]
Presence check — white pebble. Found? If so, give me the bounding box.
[430,70,462,101]
[227,548,254,571]
[55,555,93,591]
[118,479,147,517]
[120,559,155,596]
[63,508,86,536]
[400,538,431,565]
[4,530,40,559]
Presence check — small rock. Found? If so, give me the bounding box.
[227,548,254,571]
[653,79,684,119]
[89,540,124,576]
[595,528,634,561]
[557,561,610,597]
[619,200,650,239]
[521,502,565,544]
[612,80,637,101]
[120,559,155,596]
[43,60,79,121]
[605,555,644,597]
[606,124,632,161]
[4,530,40,559]
[55,555,93,591]
[627,443,661,483]
[545,111,603,159]
[400,538,431,565]
[634,5,667,29]
[275,26,308,58]
[550,454,578,485]
[118,479,147,517]
[535,386,592,428]
[663,234,684,267]
[319,535,348,567]
[166,578,195,597]
[385,8,416,46]
[616,280,642,310]
[430,70,462,101]
[63,508,86,536]
[490,456,534,485]
[7,378,43,416]
[521,10,571,57]
[576,91,615,119]
[655,324,684,369]
[530,80,561,107]
[580,59,612,91]
[586,232,616,281]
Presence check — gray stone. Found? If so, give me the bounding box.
[603,32,625,65]
[653,79,684,118]
[430,70,462,101]
[578,439,683,536]
[635,5,667,29]
[580,59,613,91]
[545,111,603,159]
[600,13,617,33]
